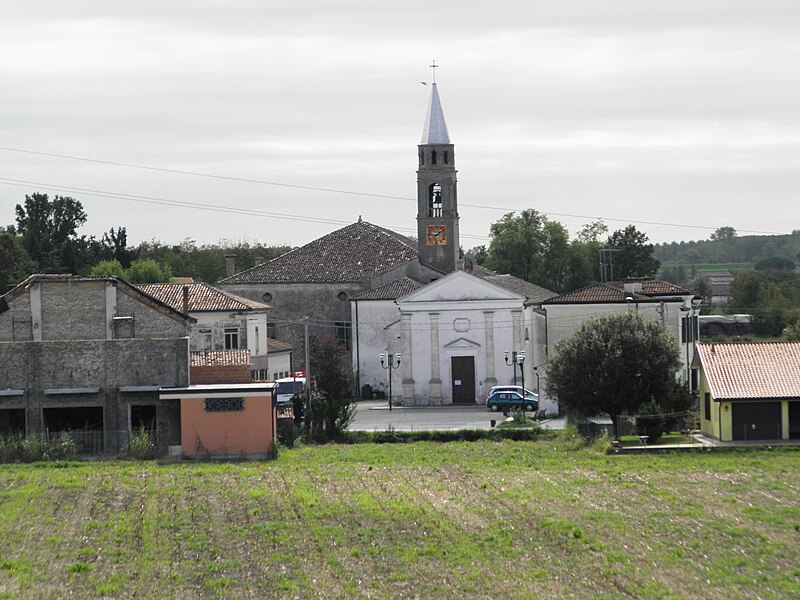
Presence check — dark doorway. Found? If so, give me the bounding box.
[451,356,475,404]
[731,402,781,441]
[0,409,25,435]
[131,405,157,434]
[43,406,104,453]
[789,401,800,440]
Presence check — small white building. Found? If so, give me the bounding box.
[137,282,277,381]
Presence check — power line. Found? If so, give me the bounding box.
[0,177,490,242]
[0,146,790,237]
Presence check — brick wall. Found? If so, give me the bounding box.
[191,364,251,384]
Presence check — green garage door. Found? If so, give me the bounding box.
[731,402,781,441]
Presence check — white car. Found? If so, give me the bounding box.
[275,377,306,404]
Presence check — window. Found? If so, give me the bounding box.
[335,321,352,350]
[337,291,348,302]
[224,327,239,350]
[431,150,437,165]
[262,292,273,303]
[204,397,244,412]
[267,323,276,339]
[428,183,442,217]
[704,393,711,421]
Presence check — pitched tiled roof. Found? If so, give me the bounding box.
[351,277,423,301]
[137,282,269,312]
[608,280,692,296]
[480,274,557,305]
[267,338,292,353]
[191,350,251,367]
[543,280,692,305]
[696,342,800,400]
[218,220,418,284]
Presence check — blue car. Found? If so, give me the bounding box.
[486,391,538,412]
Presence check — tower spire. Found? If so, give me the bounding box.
[416,69,459,274]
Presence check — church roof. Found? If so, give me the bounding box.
[350,277,423,301]
[421,83,450,145]
[218,220,418,284]
[480,274,558,305]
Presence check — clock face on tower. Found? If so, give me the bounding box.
[426,225,447,246]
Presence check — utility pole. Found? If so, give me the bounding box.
[304,316,311,441]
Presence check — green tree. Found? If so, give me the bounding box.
[710,226,737,241]
[605,225,661,280]
[126,259,172,283]
[754,256,795,272]
[0,226,35,292]
[14,193,88,272]
[567,220,608,288]
[785,320,800,341]
[545,313,684,438]
[691,276,712,307]
[309,336,355,441]
[485,209,574,292]
[90,260,126,279]
[101,227,133,269]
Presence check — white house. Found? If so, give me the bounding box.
[537,279,701,411]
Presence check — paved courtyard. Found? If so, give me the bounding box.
[349,400,565,432]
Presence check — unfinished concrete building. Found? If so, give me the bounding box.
[0,275,193,453]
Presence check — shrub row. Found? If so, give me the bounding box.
[0,435,78,463]
[336,427,551,445]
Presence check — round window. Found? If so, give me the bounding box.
[337,292,348,302]
[262,292,273,303]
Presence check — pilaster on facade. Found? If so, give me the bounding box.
[428,312,442,405]
[512,310,522,352]
[483,311,497,387]
[30,283,42,342]
[401,313,415,404]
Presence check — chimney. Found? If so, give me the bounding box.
[182,285,190,314]
[623,281,643,295]
[225,254,236,278]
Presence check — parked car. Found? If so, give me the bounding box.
[275,377,306,404]
[486,390,538,412]
[486,385,538,404]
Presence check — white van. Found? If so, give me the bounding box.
[275,377,306,404]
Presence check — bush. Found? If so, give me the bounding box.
[337,427,548,444]
[0,434,77,463]
[121,426,158,460]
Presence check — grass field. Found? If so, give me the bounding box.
[1,435,798,599]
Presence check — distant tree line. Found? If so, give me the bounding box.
[656,226,800,271]
[0,192,292,292]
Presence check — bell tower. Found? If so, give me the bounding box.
[417,68,460,274]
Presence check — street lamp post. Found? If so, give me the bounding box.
[504,350,526,388]
[379,353,401,412]
[680,306,692,392]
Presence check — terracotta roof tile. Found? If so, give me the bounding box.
[267,338,292,353]
[138,282,269,312]
[191,350,251,367]
[543,280,692,305]
[218,220,418,284]
[351,277,423,301]
[696,342,800,400]
[480,274,558,305]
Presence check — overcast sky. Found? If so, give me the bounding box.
[1,1,798,250]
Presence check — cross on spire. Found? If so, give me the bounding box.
[429,60,438,84]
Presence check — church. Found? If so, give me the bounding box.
[220,81,557,407]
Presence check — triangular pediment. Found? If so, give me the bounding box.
[398,270,525,304]
[443,337,481,350]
